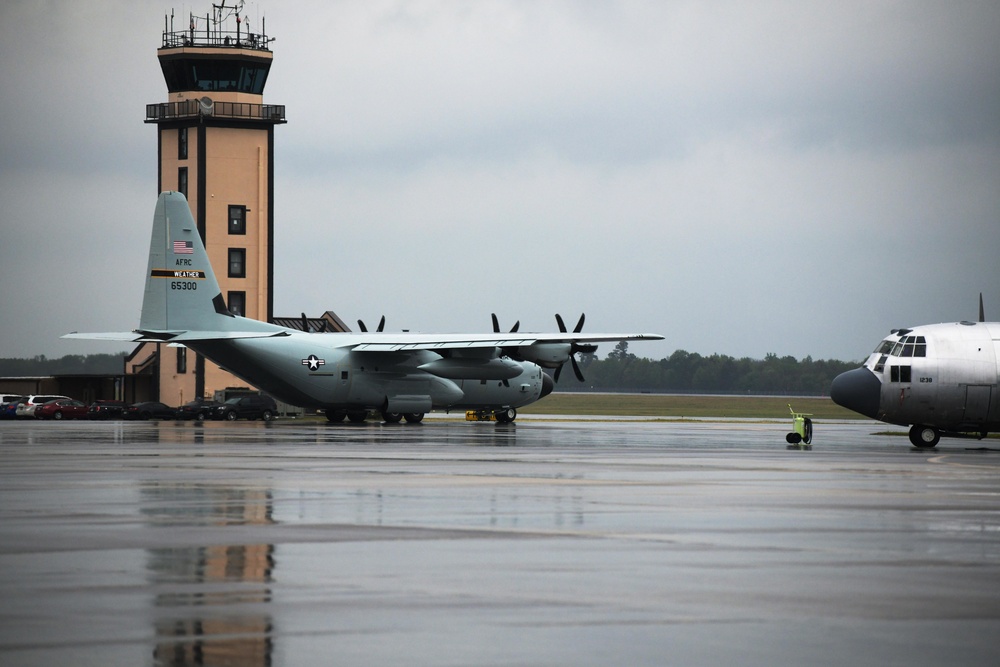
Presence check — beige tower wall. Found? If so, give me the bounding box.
[128,38,284,406]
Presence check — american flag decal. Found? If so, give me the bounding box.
[173,240,193,254]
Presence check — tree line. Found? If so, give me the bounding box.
[0,347,860,395]
[568,343,859,395]
[0,353,127,376]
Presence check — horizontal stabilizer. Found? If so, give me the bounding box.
[62,331,149,342]
[63,330,289,343]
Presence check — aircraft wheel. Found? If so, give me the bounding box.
[495,407,517,423]
[347,410,368,423]
[403,413,424,423]
[381,411,402,423]
[325,409,346,423]
[909,425,939,448]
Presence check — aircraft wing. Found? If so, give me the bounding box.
[346,332,663,352]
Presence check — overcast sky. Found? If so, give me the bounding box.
[1,1,998,363]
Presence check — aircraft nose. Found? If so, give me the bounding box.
[830,367,881,419]
[540,371,554,399]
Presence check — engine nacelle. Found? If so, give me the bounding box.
[418,357,523,380]
[516,342,572,369]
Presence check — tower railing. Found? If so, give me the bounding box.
[145,100,286,123]
[161,29,271,51]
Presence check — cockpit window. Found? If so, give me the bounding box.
[883,335,926,358]
[874,340,895,355]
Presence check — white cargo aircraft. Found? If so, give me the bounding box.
[66,192,662,423]
[831,298,999,448]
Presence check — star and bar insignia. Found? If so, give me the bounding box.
[302,355,326,371]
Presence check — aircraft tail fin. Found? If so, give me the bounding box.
[137,192,279,337]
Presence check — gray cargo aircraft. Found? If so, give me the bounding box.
[66,192,662,423]
[831,300,999,448]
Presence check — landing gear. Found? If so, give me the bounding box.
[909,425,940,449]
[381,411,403,423]
[347,410,369,423]
[325,409,347,423]
[403,413,424,423]
[495,407,517,424]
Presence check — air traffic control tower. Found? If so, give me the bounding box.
[129,5,286,404]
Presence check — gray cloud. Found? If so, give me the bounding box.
[1,1,998,362]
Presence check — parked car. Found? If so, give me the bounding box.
[175,399,222,421]
[88,400,128,420]
[1,395,24,419]
[15,395,70,419]
[124,401,176,420]
[210,395,278,421]
[35,399,90,420]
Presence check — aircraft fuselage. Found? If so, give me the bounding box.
[831,321,1000,447]
[190,333,550,414]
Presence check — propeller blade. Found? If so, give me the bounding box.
[553,364,562,382]
[980,293,985,323]
[573,313,585,333]
[301,312,309,332]
[359,315,386,333]
[493,313,520,334]
[571,356,585,382]
[555,313,567,333]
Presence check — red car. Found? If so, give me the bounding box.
[34,399,90,420]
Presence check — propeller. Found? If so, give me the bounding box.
[553,313,599,382]
[491,313,520,333]
[357,315,386,333]
[300,313,328,333]
[979,292,985,323]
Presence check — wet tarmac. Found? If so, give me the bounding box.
[1,416,999,666]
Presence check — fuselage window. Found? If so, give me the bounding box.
[890,365,912,383]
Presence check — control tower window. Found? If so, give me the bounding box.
[161,58,270,95]
[228,291,245,316]
[178,127,188,160]
[178,168,188,198]
[228,205,246,234]
[228,248,246,278]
